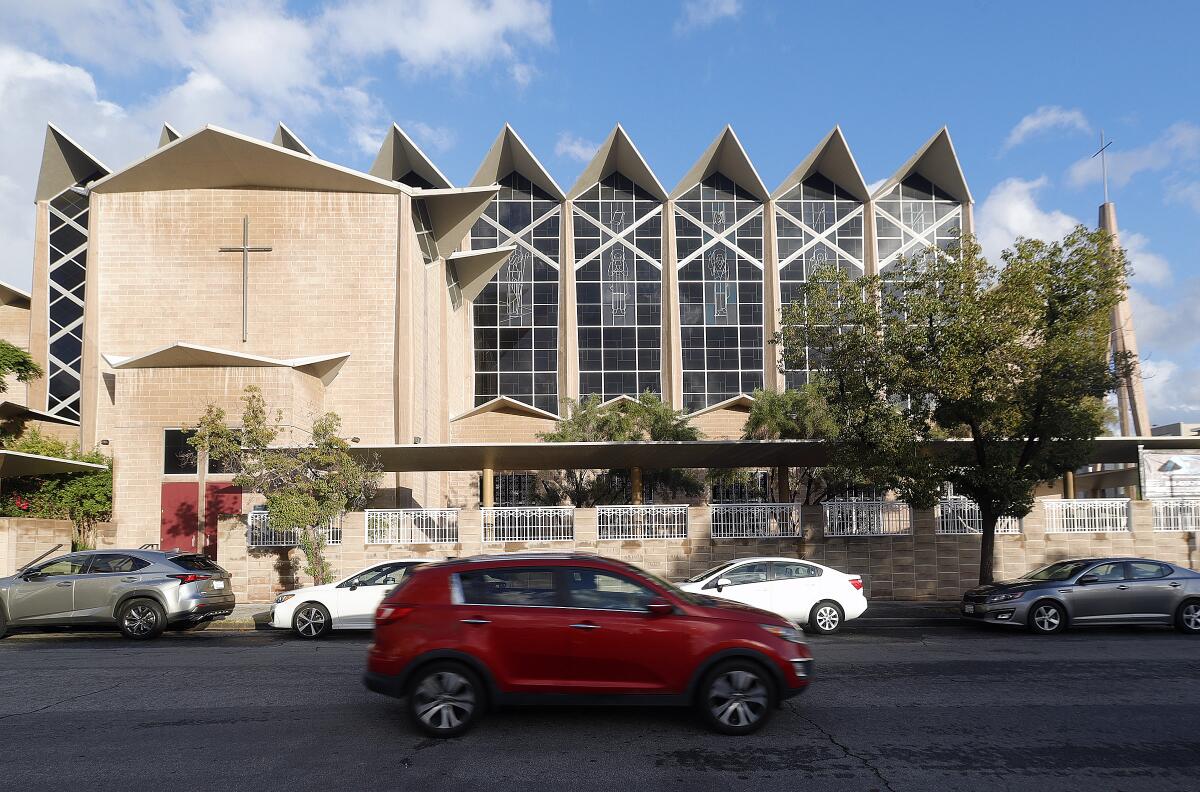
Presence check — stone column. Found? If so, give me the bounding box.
[762,198,784,391]
[631,467,643,504]
[661,199,683,410]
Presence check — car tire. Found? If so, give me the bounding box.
[406,661,485,738]
[1175,600,1200,634]
[1027,600,1067,635]
[807,601,844,635]
[696,659,777,735]
[0,607,8,639]
[292,602,332,639]
[118,598,167,640]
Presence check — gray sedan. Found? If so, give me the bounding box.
[962,557,1200,635]
[0,549,235,640]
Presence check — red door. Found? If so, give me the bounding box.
[160,482,242,558]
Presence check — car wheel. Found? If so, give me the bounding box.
[292,603,332,639]
[0,607,8,639]
[406,661,484,738]
[118,598,166,640]
[1176,600,1200,634]
[1027,601,1067,635]
[808,601,844,635]
[696,659,777,735]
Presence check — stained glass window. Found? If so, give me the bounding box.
[47,181,100,422]
[874,174,962,278]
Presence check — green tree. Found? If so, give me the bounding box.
[189,387,380,585]
[537,392,704,506]
[0,341,45,438]
[1,427,112,550]
[779,229,1131,584]
[739,386,843,505]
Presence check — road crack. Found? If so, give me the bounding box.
[0,682,124,722]
[787,702,898,792]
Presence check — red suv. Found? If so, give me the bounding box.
[363,553,813,737]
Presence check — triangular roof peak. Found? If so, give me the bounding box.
[0,280,31,307]
[568,124,667,201]
[370,123,452,189]
[671,125,768,201]
[90,125,406,195]
[471,124,565,200]
[598,394,641,408]
[158,123,181,148]
[451,396,560,423]
[690,393,756,417]
[873,127,972,204]
[772,127,870,202]
[448,246,517,302]
[273,123,315,157]
[35,123,111,202]
[102,342,350,384]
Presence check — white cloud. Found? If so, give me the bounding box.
[1003,106,1091,152]
[974,176,1080,261]
[1167,180,1200,215]
[509,62,535,89]
[1123,232,1171,288]
[406,121,457,154]
[1140,359,1200,423]
[1128,284,1200,423]
[554,132,599,163]
[1067,121,1200,189]
[676,0,743,32]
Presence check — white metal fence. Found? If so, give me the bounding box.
[710,504,803,538]
[366,509,459,544]
[597,505,688,540]
[934,498,1022,535]
[1043,499,1130,533]
[823,501,913,537]
[1152,499,1200,532]
[247,512,342,547]
[482,507,575,542]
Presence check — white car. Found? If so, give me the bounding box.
[677,557,868,634]
[271,560,425,638]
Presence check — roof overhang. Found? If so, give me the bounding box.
[103,342,350,384]
[346,437,1200,472]
[0,280,31,308]
[35,123,110,202]
[772,127,870,202]
[371,123,452,189]
[672,126,769,201]
[471,124,565,200]
[416,186,501,259]
[0,401,79,427]
[0,450,106,478]
[448,246,517,302]
[568,124,667,201]
[873,127,972,204]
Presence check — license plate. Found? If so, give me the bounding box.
[963,603,975,614]
[213,580,225,589]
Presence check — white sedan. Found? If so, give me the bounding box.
[271,560,425,638]
[677,557,868,634]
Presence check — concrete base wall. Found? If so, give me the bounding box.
[0,518,76,576]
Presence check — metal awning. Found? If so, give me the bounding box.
[0,450,107,478]
[347,437,1200,473]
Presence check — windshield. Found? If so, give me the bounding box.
[686,561,738,584]
[1023,561,1093,581]
[628,566,710,606]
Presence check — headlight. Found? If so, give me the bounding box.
[275,593,295,604]
[760,623,806,643]
[987,591,1025,604]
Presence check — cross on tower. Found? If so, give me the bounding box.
[1092,130,1114,205]
[219,216,272,342]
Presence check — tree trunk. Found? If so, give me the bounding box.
[196,450,208,557]
[978,507,998,585]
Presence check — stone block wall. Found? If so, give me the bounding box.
[0,518,75,576]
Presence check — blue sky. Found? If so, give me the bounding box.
[1,0,1197,422]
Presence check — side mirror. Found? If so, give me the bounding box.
[349,583,359,591]
[716,577,733,592]
[645,598,674,617]
[22,571,46,582]
[1077,574,1099,586]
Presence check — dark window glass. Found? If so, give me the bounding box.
[565,568,658,611]
[1127,562,1170,580]
[32,556,86,576]
[87,554,151,574]
[770,561,821,579]
[170,555,224,572]
[458,568,560,607]
[344,562,414,587]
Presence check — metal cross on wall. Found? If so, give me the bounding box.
[219,216,272,342]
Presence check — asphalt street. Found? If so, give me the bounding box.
[1,623,1197,792]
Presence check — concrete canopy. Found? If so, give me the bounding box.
[671,126,769,201]
[102,342,350,382]
[448,246,518,302]
[90,126,405,195]
[417,186,502,259]
[272,123,315,157]
[568,124,667,201]
[35,123,111,202]
[158,123,181,148]
[471,124,565,200]
[0,401,79,427]
[370,124,452,189]
[0,280,31,308]
[873,127,972,204]
[0,450,105,478]
[772,127,870,202]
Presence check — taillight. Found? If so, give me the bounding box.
[849,578,864,591]
[375,605,414,625]
[168,574,211,585]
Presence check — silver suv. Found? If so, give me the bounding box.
[0,550,235,640]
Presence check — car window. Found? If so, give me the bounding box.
[171,555,223,572]
[687,561,737,584]
[771,561,821,580]
[347,563,412,587]
[458,568,561,607]
[1128,561,1171,580]
[1087,562,1126,582]
[87,555,150,574]
[1024,561,1092,581]
[717,562,770,587]
[566,569,658,612]
[32,556,86,577]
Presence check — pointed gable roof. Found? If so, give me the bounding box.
[0,280,31,308]
[158,123,181,148]
[471,124,564,200]
[102,342,350,383]
[416,186,502,259]
[370,123,452,189]
[448,246,517,302]
[690,393,756,417]
[671,125,768,201]
[273,122,314,157]
[568,124,667,201]
[35,123,111,202]
[772,127,870,202]
[873,127,972,204]
[90,126,405,195]
[451,396,560,423]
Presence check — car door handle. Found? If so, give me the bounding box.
[121,577,139,583]
[460,618,491,625]
[569,623,601,630]
[1116,585,1129,590]
[1169,582,1182,588]
[55,581,72,587]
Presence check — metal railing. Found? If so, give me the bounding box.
[1043,499,1130,533]
[597,505,688,540]
[934,498,1022,535]
[823,501,913,537]
[366,509,459,544]
[1152,499,1200,532]
[482,507,575,542]
[710,503,803,538]
[247,512,342,547]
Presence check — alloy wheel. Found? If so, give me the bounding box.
[1184,603,1200,632]
[295,607,326,638]
[123,604,158,636]
[413,672,476,731]
[815,605,840,632]
[707,670,768,728]
[1033,604,1061,632]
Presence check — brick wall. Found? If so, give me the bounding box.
[0,518,76,576]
